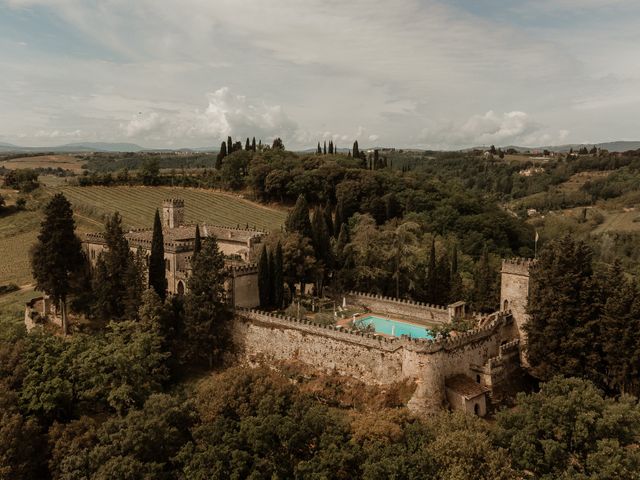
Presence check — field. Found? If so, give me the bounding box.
[0,154,86,173]
[55,186,287,231]
[0,185,287,286]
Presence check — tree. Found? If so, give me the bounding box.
[472,247,499,313]
[149,209,167,301]
[311,207,332,295]
[323,200,334,238]
[450,244,464,301]
[139,159,160,186]
[353,140,360,159]
[215,141,227,169]
[31,193,84,335]
[251,137,256,152]
[317,142,322,154]
[323,140,327,155]
[258,246,270,308]
[285,194,313,240]
[525,235,601,382]
[388,221,420,299]
[425,238,438,303]
[183,237,230,368]
[281,233,317,299]
[245,137,251,151]
[272,138,285,150]
[193,224,202,255]
[273,242,284,308]
[122,249,145,320]
[227,136,233,154]
[496,377,640,479]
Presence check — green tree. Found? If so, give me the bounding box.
[258,246,270,308]
[285,194,313,240]
[425,238,438,303]
[495,376,640,479]
[215,141,227,169]
[450,244,464,302]
[252,136,256,152]
[193,224,202,255]
[139,159,160,186]
[272,242,284,308]
[245,137,251,151]
[472,247,499,313]
[122,249,145,320]
[183,237,230,368]
[525,235,601,382]
[149,209,167,300]
[31,193,84,335]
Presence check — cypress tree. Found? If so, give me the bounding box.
[227,136,233,153]
[328,141,334,154]
[450,244,464,301]
[472,246,498,313]
[285,194,313,240]
[323,141,327,155]
[194,224,202,255]
[258,246,270,308]
[252,137,256,152]
[323,200,334,237]
[353,140,359,159]
[273,242,284,309]
[215,141,227,169]
[31,193,84,334]
[426,238,437,303]
[268,247,277,307]
[435,249,451,304]
[245,137,251,151]
[122,249,145,320]
[317,142,322,154]
[183,236,230,368]
[258,139,262,149]
[149,209,167,300]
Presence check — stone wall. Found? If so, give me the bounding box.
[500,258,533,365]
[232,309,516,414]
[345,291,452,325]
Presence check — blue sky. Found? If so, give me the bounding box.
[1,0,639,149]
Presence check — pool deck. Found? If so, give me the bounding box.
[336,312,435,338]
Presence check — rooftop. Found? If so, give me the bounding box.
[445,374,490,399]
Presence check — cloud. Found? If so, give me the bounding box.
[122,87,297,144]
[420,111,568,148]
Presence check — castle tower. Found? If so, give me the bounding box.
[500,258,534,366]
[162,199,185,229]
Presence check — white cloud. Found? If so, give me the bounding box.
[121,87,297,144]
[420,111,569,148]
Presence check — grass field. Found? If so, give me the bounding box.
[0,185,287,286]
[55,186,287,231]
[0,154,86,173]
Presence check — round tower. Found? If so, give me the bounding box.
[162,199,185,229]
[500,258,534,366]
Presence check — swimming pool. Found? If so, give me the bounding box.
[354,315,433,339]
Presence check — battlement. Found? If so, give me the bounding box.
[347,291,448,311]
[162,198,184,207]
[501,257,534,276]
[235,308,512,355]
[228,263,259,275]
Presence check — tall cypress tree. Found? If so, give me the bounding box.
[31,193,84,334]
[323,200,334,238]
[194,224,202,255]
[285,194,313,240]
[122,249,145,320]
[245,137,251,151]
[317,142,322,154]
[268,247,277,307]
[425,238,437,303]
[323,141,327,155]
[258,246,270,308]
[273,242,284,309]
[149,209,167,300]
[216,141,227,170]
[183,237,230,368]
[472,246,499,313]
[252,137,257,152]
[328,141,334,154]
[227,136,233,153]
[450,244,464,301]
[353,140,359,159]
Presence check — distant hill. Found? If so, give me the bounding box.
[478,141,640,154]
[0,141,146,153]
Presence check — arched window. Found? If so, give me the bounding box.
[503,299,509,311]
[177,281,185,296]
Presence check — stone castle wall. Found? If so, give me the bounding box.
[232,309,515,413]
[345,292,452,325]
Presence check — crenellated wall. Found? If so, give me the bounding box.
[232,308,516,414]
[345,291,452,324]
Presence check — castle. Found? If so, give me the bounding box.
[29,197,535,417]
[82,199,265,308]
[231,258,533,417]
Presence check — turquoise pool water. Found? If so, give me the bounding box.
[354,315,433,339]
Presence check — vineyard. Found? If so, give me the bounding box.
[54,186,287,231]
[0,186,287,286]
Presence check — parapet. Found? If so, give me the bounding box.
[501,257,535,276]
[346,291,448,312]
[162,198,185,207]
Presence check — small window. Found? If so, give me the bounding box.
[474,404,480,416]
[503,299,509,311]
[476,374,481,384]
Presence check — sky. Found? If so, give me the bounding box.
[1,0,639,150]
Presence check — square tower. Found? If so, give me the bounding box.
[500,258,534,365]
[162,199,185,229]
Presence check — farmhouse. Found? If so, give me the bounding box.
[82,198,264,308]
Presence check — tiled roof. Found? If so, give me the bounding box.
[445,374,489,399]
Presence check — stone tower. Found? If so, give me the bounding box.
[500,258,534,366]
[162,199,185,229]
